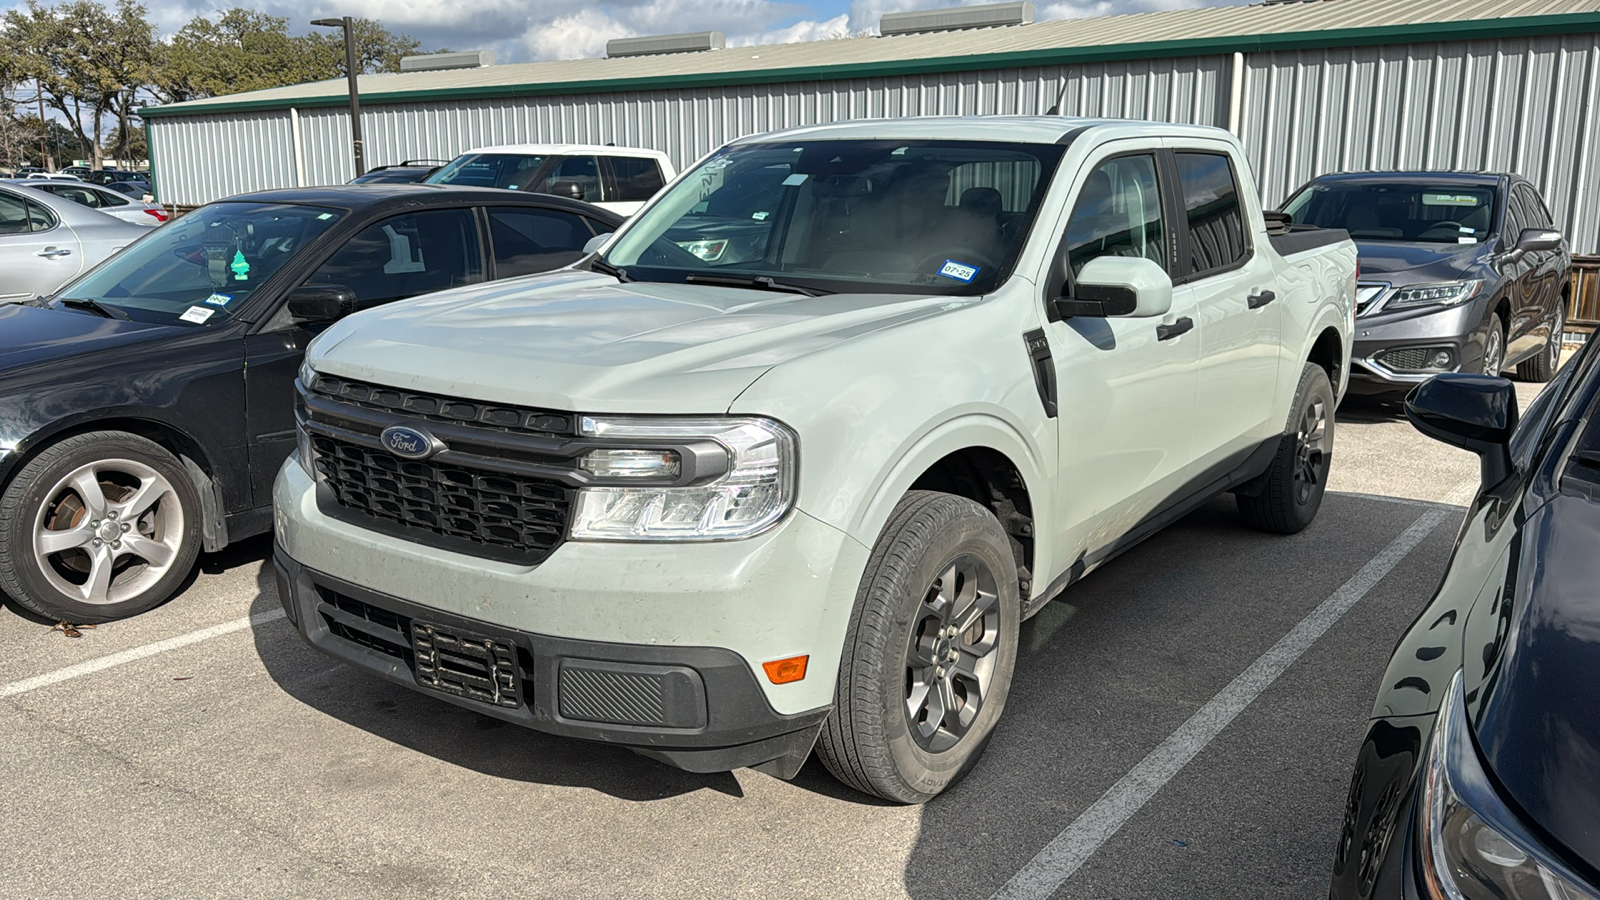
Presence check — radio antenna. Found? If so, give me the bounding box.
[1043,78,1069,116]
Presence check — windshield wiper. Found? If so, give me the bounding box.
[55,297,130,320]
[684,273,833,297]
[588,256,632,283]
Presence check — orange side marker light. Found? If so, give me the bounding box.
[762,655,808,685]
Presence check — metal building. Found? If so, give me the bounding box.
[142,0,1600,251]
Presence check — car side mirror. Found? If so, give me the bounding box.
[583,232,613,255]
[1263,210,1293,236]
[1405,373,1518,487]
[1057,256,1173,319]
[1503,227,1562,263]
[287,283,357,324]
[549,180,585,201]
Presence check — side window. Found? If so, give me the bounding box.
[1515,186,1549,231]
[307,208,484,310]
[607,157,665,202]
[1503,188,1529,241]
[539,156,603,203]
[1175,152,1248,277]
[97,189,130,208]
[26,200,57,232]
[1062,154,1166,281]
[0,192,28,235]
[487,207,596,278]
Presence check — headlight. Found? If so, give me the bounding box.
[1387,281,1483,312]
[299,358,316,389]
[570,416,795,541]
[676,239,729,262]
[1418,671,1596,899]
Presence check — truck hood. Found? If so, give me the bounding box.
[1354,240,1490,286]
[308,270,979,413]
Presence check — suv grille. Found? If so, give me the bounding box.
[310,433,570,561]
[311,375,575,437]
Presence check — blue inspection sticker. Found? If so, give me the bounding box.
[203,292,233,307]
[939,260,980,282]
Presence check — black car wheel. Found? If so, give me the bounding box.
[0,432,202,623]
[817,491,1020,803]
[1516,303,1564,383]
[1237,362,1335,535]
[1481,316,1506,378]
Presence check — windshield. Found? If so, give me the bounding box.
[55,201,344,325]
[425,153,547,190]
[1283,181,1498,244]
[603,139,1065,295]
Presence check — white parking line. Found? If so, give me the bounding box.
[990,480,1474,900]
[0,609,286,699]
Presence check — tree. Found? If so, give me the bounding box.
[2,0,157,169]
[306,18,422,77]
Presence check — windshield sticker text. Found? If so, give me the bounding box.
[939,260,980,283]
[1423,193,1482,207]
[204,293,233,307]
[179,306,216,324]
[782,173,808,186]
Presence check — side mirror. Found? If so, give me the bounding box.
[1263,210,1293,236]
[1405,373,1518,487]
[583,232,613,255]
[1503,227,1562,263]
[1058,256,1172,319]
[549,180,585,201]
[287,283,357,324]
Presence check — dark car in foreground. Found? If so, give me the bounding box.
[0,185,621,623]
[1282,173,1569,393]
[1329,341,1600,899]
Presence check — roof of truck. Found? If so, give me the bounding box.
[736,116,1236,146]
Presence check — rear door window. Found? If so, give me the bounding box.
[0,191,32,234]
[488,208,597,277]
[1174,152,1248,278]
[538,156,604,203]
[306,208,485,310]
[606,157,666,202]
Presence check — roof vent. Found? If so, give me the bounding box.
[879,1,1034,36]
[400,50,495,72]
[606,31,725,58]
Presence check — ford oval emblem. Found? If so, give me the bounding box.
[380,425,440,460]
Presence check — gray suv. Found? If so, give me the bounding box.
[1282,171,1569,391]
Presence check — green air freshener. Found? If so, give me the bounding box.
[231,250,250,281]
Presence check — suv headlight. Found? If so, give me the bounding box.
[570,416,796,541]
[1418,671,1596,899]
[1387,280,1483,312]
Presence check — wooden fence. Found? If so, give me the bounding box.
[1569,256,1600,338]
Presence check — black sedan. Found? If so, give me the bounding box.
[1282,172,1569,392]
[1330,342,1600,898]
[0,185,620,623]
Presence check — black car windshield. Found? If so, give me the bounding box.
[1283,181,1498,244]
[54,202,344,325]
[602,139,1066,295]
[425,153,547,190]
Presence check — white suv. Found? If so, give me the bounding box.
[425,143,676,216]
[276,116,1356,802]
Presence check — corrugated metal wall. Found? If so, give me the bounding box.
[1238,33,1600,250]
[149,34,1600,252]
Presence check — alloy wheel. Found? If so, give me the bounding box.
[1294,396,1329,505]
[904,554,1001,753]
[31,459,185,606]
[1551,307,1565,368]
[1484,325,1504,377]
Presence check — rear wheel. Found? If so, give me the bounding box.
[1237,363,1334,535]
[817,491,1020,803]
[0,432,202,623]
[1516,303,1564,383]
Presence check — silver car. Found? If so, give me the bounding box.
[2,179,169,227]
[0,183,147,303]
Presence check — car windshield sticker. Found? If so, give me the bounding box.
[179,305,216,324]
[1422,193,1482,206]
[317,213,334,220]
[203,292,233,306]
[782,173,808,186]
[939,260,980,282]
[230,250,250,281]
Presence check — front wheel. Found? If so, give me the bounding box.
[0,432,202,623]
[1516,303,1564,383]
[817,491,1020,803]
[1237,363,1335,535]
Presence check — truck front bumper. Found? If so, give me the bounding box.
[272,458,869,777]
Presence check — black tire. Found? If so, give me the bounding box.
[817,491,1020,803]
[1237,363,1335,535]
[1516,302,1564,383]
[1480,314,1507,378]
[0,432,202,623]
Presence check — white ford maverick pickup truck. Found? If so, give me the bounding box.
[275,117,1356,802]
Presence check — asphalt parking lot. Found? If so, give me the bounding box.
[0,374,1553,900]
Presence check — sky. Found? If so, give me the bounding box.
[3,0,1256,64]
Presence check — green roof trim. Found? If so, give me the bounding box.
[141,11,1600,119]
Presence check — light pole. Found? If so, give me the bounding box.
[312,16,365,178]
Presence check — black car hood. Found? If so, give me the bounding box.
[1355,240,1491,285]
[0,303,171,376]
[1473,492,1600,872]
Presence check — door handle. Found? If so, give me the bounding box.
[36,247,72,259]
[1247,290,1276,309]
[1156,317,1194,341]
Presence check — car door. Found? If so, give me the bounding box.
[600,156,667,216]
[1497,186,1540,362]
[486,206,602,277]
[1166,145,1283,473]
[1508,184,1562,361]
[1044,145,1202,562]
[0,188,84,301]
[241,207,488,507]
